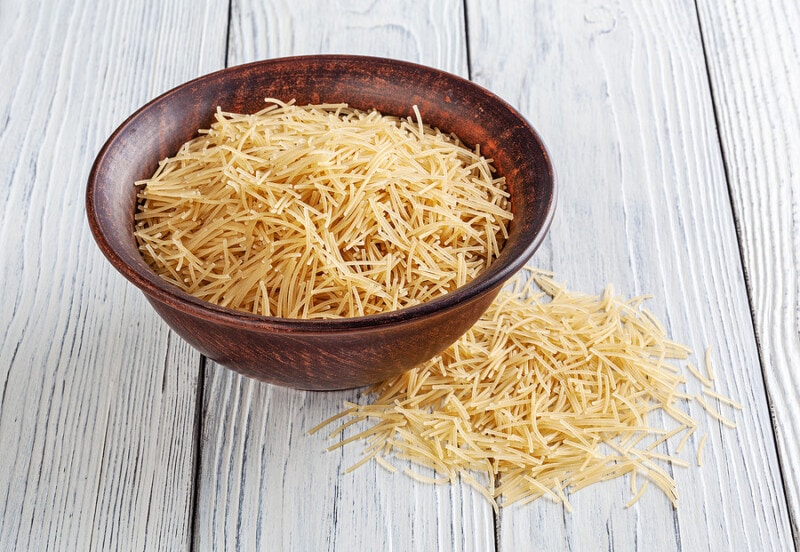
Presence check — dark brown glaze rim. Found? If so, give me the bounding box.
[86,54,556,334]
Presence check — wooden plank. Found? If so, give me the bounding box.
[196,366,494,551]
[0,0,227,549]
[228,0,467,70]
[466,0,792,550]
[192,1,496,550]
[695,0,800,545]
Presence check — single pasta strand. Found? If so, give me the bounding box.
[702,387,743,410]
[705,348,716,381]
[697,434,708,466]
[402,466,450,485]
[675,425,697,455]
[686,362,713,388]
[625,480,649,508]
[695,395,737,428]
[375,455,398,473]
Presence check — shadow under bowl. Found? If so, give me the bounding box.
[86,55,556,390]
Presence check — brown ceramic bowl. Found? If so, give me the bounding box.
[86,55,555,390]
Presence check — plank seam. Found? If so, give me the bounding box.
[88,415,112,552]
[188,3,229,544]
[464,4,496,548]
[462,0,473,81]
[224,0,233,69]
[188,356,207,552]
[493,495,501,552]
[691,2,799,547]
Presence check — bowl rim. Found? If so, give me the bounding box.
[86,54,557,333]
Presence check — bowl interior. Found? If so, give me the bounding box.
[87,55,555,330]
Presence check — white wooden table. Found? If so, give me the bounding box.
[1,1,797,550]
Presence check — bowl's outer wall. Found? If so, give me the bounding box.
[87,56,556,389]
[147,285,501,390]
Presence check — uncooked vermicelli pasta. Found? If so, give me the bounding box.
[313,270,740,511]
[134,99,512,318]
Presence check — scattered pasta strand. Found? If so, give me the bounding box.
[697,434,709,467]
[135,99,511,318]
[626,480,650,508]
[317,270,741,510]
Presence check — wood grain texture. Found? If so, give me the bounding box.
[195,365,493,551]
[228,0,468,73]
[695,0,800,545]
[192,1,495,550]
[0,0,226,549]
[467,0,792,550]
[1,0,796,550]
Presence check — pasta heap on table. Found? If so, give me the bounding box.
[313,270,741,511]
[134,100,511,318]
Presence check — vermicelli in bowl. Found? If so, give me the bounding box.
[134,99,513,319]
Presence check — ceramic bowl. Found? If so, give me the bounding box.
[86,55,556,390]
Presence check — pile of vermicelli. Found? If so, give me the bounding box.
[134,100,511,318]
[313,270,741,510]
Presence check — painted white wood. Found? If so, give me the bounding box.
[192,2,496,551]
[696,0,800,545]
[196,365,495,551]
[0,0,226,549]
[467,0,792,550]
[1,0,797,550]
[228,0,468,71]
